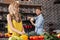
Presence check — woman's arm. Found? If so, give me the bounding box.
[20,20,25,34]
[21,26,26,35]
[7,14,23,34]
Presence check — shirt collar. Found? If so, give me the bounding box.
[37,14,42,18]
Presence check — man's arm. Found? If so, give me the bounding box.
[30,19,35,26]
[30,17,44,27]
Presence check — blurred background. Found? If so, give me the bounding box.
[0,0,60,34]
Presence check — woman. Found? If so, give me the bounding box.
[7,1,25,37]
[7,1,28,40]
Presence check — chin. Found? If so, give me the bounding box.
[36,14,40,16]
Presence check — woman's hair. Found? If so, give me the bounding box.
[8,1,21,22]
[8,1,20,14]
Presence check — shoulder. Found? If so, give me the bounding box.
[7,14,12,19]
[7,14,11,17]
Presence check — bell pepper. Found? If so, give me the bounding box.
[20,35,28,40]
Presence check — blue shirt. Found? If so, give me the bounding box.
[34,14,44,34]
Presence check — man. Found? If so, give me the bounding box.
[29,7,44,35]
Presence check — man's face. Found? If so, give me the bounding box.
[36,9,41,15]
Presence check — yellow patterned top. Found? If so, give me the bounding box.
[7,19,23,36]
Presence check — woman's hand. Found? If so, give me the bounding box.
[22,31,25,34]
[19,31,25,35]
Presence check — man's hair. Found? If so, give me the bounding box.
[36,7,42,11]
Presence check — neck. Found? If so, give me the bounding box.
[37,13,41,16]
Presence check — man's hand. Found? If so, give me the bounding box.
[30,18,35,26]
[27,17,32,20]
[28,17,35,26]
[30,18,34,22]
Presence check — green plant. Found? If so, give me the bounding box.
[44,32,60,40]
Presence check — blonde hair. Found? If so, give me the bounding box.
[8,1,20,14]
[8,1,21,22]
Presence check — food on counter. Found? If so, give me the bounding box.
[5,33,12,37]
[57,34,60,38]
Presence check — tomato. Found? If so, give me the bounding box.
[33,36,39,40]
[39,35,44,38]
[30,36,38,40]
[30,36,44,40]
[30,36,33,40]
[38,36,44,40]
